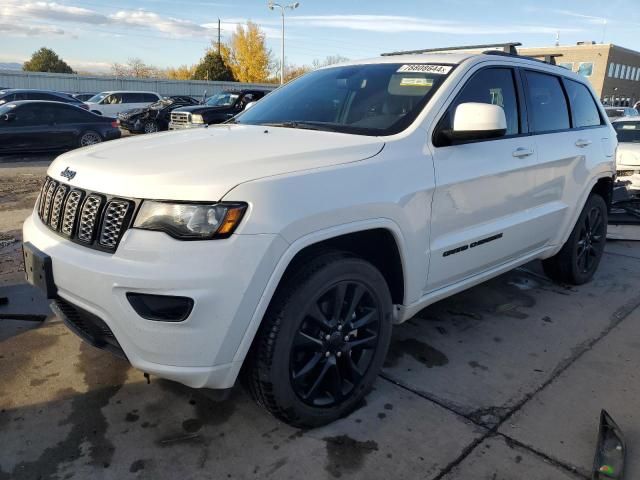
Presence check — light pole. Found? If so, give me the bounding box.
[268,1,300,85]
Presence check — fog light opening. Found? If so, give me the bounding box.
[126,293,194,322]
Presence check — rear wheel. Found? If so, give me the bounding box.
[246,251,393,427]
[542,194,607,285]
[79,130,102,147]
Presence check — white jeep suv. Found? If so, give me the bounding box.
[23,44,616,427]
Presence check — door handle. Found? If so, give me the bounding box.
[575,139,592,148]
[512,147,534,158]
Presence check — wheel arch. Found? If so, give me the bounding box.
[231,219,408,381]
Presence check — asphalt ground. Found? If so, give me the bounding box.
[1,152,639,480]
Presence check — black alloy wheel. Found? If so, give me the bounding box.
[576,203,605,275]
[246,251,393,427]
[290,280,381,407]
[542,193,608,285]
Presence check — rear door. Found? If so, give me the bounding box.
[428,66,544,291]
[47,104,91,148]
[523,71,610,247]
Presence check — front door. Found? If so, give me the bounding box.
[427,66,551,291]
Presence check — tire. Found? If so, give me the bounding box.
[542,194,607,285]
[246,251,393,427]
[143,121,158,134]
[79,130,102,147]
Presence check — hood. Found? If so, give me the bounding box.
[173,104,231,115]
[119,107,146,118]
[617,142,640,167]
[47,124,384,201]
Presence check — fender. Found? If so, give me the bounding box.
[226,218,409,380]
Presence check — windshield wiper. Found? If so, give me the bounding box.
[260,121,339,132]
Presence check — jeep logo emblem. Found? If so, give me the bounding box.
[60,167,76,180]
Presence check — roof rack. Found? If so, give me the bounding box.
[381,42,522,57]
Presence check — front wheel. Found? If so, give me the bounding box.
[143,121,159,133]
[246,251,393,427]
[79,130,102,147]
[542,194,607,285]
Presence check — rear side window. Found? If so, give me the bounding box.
[52,104,90,123]
[122,93,141,103]
[142,93,159,102]
[564,80,602,128]
[524,71,570,133]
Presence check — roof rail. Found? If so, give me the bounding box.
[381,42,521,57]
[525,53,564,66]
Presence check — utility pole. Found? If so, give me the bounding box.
[218,18,221,56]
[268,1,300,85]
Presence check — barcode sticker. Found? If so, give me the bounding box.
[397,64,452,74]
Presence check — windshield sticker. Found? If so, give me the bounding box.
[397,64,452,74]
[400,77,433,87]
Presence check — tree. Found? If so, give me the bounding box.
[165,64,196,80]
[284,64,312,83]
[192,50,234,81]
[223,22,272,83]
[23,47,74,74]
[111,58,158,78]
[312,55,349,69]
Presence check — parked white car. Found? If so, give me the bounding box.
[24,43,616,427]
[612,117,640,190]
[84,91,161,117]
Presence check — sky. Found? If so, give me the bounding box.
[1,0,640,73]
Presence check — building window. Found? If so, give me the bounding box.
[627,67,634,80]
[608,63,616,77]
[577,62,594,77]
[621,65,627,79]
[636,68,640,81]
[558,62,574,71]
[632,67,638,81]
[615,63,621,78]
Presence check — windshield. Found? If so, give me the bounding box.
[233,63,452,136]
[614,121,640,143]
[87,92,108,103]
[206,92,240,106]
[606,108,626,118]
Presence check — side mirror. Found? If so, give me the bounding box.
[243,101,257,111]
[450,102,507,142]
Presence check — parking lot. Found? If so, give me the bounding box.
[1,156,639,479]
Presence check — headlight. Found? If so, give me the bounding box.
[133,201,247,239]
[191,114,204,124]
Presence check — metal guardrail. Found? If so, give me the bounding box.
[0,69,277,97]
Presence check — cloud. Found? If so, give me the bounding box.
[0,1,109,24]
[110,10,208,37]
[286,15,581,35]
[0,22,65,36]
[526,8,606,25]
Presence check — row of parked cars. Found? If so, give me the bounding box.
[0,87,269,154]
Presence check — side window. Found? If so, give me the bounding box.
[105,94,123,104]
[448,67,520,136]
[142,93,159,102]
[564,80,602,128]
[524,71,570,133]
[13,105,47,126]
[122,93,139,103]
[53,105,89,123]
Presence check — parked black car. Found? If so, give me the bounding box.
[0,101,121,153]
[118,95,200,133]
[169,90,268,130]
[0,89,88,109]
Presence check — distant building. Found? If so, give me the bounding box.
[518,42,640,106]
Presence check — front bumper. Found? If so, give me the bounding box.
[23,211,287,388]
[168,121,205,130]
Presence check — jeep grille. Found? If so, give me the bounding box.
[36,177,138,252]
